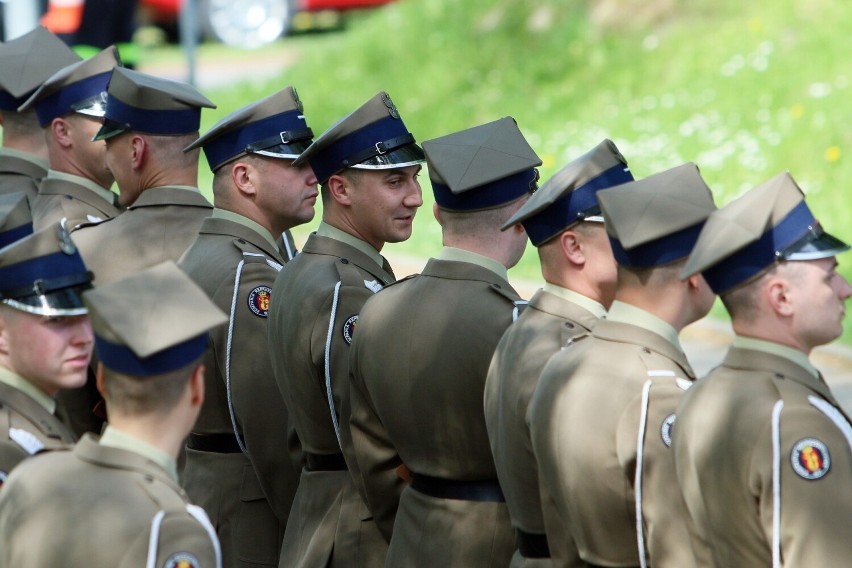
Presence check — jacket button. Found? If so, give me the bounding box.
[341,258,349,264]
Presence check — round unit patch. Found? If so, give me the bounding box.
[790,438,831,480]
[660,413,676,448]
[163,552,199,568]
[247,286,272,318]
[342,315,358,344]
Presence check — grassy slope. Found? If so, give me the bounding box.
[192,0,852,337]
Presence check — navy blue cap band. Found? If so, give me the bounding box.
[0,222,33,249]
[523,163,634,246]
[202,110,311,171]
[309,115,413,183]
[0,90,26,111]
[33,71,111,126]
[702,200,815,294]
[104,96,202,136]
[610,222,705,269]
[0,249,90,296]
[433,167,537,212]
[95,333,208,377]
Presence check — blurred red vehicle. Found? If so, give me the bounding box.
[141,0,396,47]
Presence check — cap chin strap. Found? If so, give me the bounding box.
[339,133,415,168]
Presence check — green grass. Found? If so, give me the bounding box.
[144,0,852,340]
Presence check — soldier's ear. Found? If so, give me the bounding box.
[51,117,73,147]
[231,162,257,197]
[327,173,352,206]
[129,135,147,170]
[560,230,585,266]
[95,363,107,399]
[432,203,443,226]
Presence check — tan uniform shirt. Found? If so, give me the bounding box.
[268,224,392,568]
[348,248,523,567]
[72,185,213,285]
[0,367,75,484]
[673,338,852,567]
[0,148,45,202]
[31,170,121,231]
[485,285,604,567]
[529,301,704,567]
[0,432,221,567]
[180,210,301,567]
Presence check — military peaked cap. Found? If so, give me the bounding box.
[503,139,633,245]
[424,116,542,212]
[84,261,227,377]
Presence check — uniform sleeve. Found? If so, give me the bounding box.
[528,350,586,567]
[0,441,29,482]
[625,378,707,568]
[222,260,302,524]
[120,509,221,568]
[346,324,407,541]
[766,403,852,565]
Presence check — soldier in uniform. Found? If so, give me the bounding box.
[72,66,216,285]
[0,27,80,201]
[0,221,93,484]
[67,67,215,436]
[674,172,852,566]
[347,116,540,566]
[267,91,424,567]
[179,86,317,567]
[528,163,716,568]
[0,261,226,567]
[484,139,634,567]
[19,46,122,230]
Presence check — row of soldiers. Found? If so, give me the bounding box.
[0,24,849,568]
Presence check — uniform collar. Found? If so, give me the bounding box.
[46,169,115,201]
[606,300,682,352]
[0,364,55,413]
[542,282,607,319]
[99,425,178,482]
[211,208,279,252]
[0,147,49,170]
[316,220,384,267]
[436,246,509,282]
[732,335,819,380]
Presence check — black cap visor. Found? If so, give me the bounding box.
[781,225,850,261]
[2,285,91,316]
[350,143,425,170]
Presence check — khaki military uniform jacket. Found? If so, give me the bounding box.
[0,380,75,484]
[484,288,600,568]
[348,257,522,567]
[529,317,703,568]
[72,185,213,285]
[31,174,121,231]
[268,231,392,568]
[673,345,852,567]
[180,213,301,567]
[0,149,44,201]
[0,434,221,567]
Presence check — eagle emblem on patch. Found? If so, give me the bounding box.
[163,552,199,568]
[660,413,676,447]
[342,315,358,344]
[791,438,831,480]
[247,286,272,317]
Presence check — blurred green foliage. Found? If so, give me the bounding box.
[154,0,852,338]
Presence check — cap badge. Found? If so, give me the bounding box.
[247,286,271,317]
[660,413,676,448]
[292,87,304,114]
[57,220,76,255]
[342,314,358,344]
[382,93,399,119]
[791,438,831,480]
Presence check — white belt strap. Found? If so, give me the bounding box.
[187,504,223,568]
[225,260,248,454]
[771,400,784,568]
[145,511,166,568]
[634,379,652,568]
[808,395,852,453]
[324,281,344,449]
